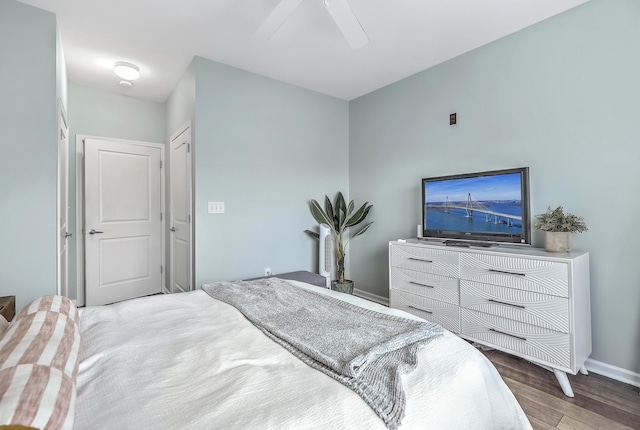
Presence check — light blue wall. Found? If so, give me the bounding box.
[0,0,58,311]
[69,84,165,144]
[193,57,349,286]
[56,27,68,112]
[165,61,195,140]
[67,84,166,298]
[349,0,640,372]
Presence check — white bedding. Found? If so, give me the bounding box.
[75,281,531,430]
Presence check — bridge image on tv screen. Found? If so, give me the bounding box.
[424,172,524,234]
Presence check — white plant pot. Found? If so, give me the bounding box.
[544,231,572,252]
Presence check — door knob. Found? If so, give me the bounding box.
[170,227,176,232]
[89,229,104,235]
[64,232,73,238]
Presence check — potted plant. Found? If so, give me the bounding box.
[533,206,588,252]
[305,192,373,294]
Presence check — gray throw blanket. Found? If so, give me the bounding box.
[201,278,443,430]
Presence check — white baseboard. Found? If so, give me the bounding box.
[585,358,640,388]
[353,288,389,306]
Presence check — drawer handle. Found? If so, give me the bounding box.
[409,281,434,289]
[488,299,525,309]
[409,257,433,263]
[408,305,433,315]
[488,268,526,277]
[489,328,527,342]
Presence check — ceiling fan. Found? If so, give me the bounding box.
[255,0,369,49]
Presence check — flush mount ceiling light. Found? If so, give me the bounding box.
[119,80,133,87]
[114,61,140,81]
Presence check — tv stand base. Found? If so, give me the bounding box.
[443,240,497,248]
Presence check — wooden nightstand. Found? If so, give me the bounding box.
[0,296,16,322]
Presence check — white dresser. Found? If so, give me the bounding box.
[389,239,591,397]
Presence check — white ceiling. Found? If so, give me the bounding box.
[18,0,588,103]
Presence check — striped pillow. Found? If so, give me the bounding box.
[14,296,78,325]
[0,316,8,337]
[0,297,80,430]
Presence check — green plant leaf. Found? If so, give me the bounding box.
[345,202,372,227]
[324,195,334,226]
[337,207,346,235]
[533,205,588,233]
[335,192,347,226]
[349,222,373,240]
[304,229,320,240]
[347,200,355,216]
[309,199,334,228]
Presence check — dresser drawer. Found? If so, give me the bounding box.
[390,289,460,334]
[460,280,569,333]
[460,253,569,297]
[461,309,570,369]
[390,266,459,305]
[390,244,459,278]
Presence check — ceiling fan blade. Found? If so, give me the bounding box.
[324,0,369,49]
[255,0,304,41]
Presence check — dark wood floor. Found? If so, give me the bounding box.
[482,348,640,430]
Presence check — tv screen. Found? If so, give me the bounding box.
[422,167,531,245]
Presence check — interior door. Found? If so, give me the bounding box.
[57,102,70,297]
[84,138,163,306]
[170,123,192,293]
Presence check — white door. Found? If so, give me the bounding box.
[84,138,164,306]
[170,122,192,293]
[57,101,70,297]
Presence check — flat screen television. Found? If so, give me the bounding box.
[422,167,531,245]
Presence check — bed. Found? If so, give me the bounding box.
[0,274,532,430]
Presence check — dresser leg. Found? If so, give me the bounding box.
[579,365,588,375]
[553,369,575,397]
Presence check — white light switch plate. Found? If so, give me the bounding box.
[208,201,225,214]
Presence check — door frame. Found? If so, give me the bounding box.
[57,99,69,297]
[75,135,165,306]
[169,121,194,294]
